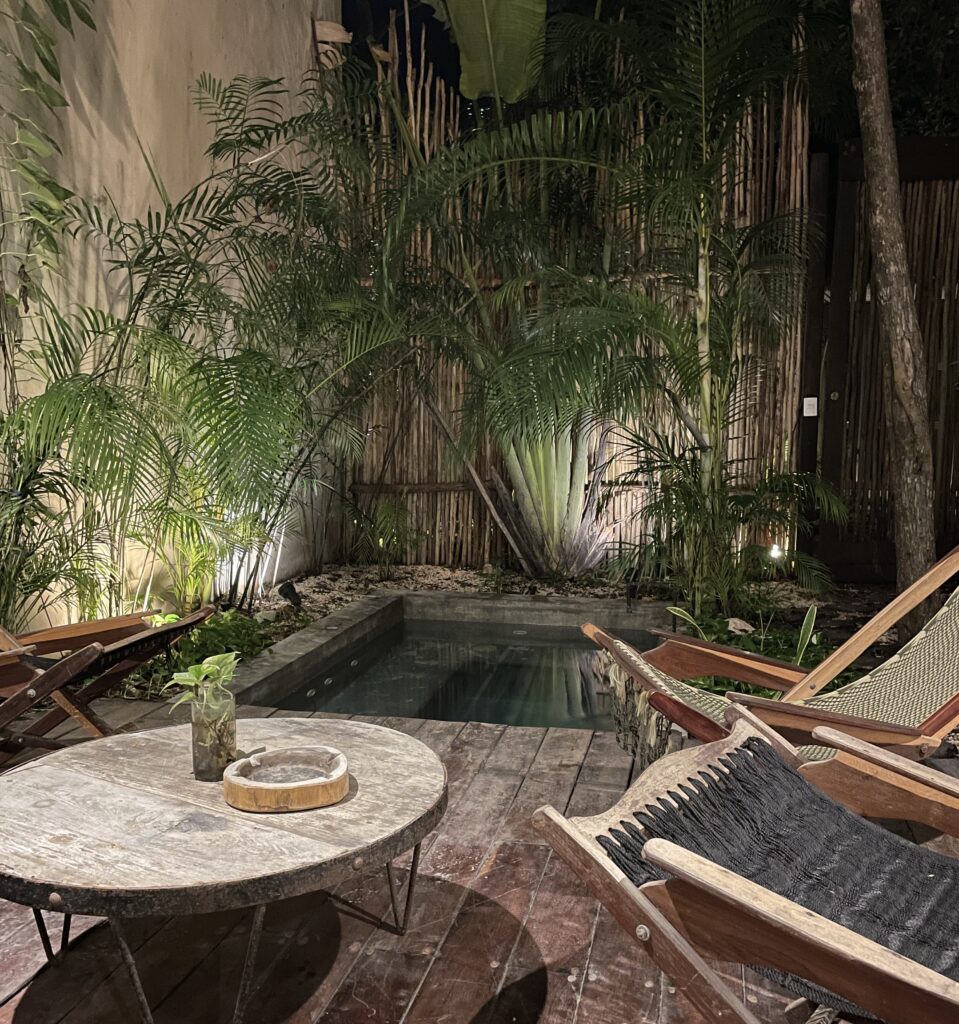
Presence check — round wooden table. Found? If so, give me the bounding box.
[0,718,447,1024]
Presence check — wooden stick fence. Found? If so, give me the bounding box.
[814,139,959,580]
[332,4,810,570]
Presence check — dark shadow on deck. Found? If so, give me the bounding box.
[10,881,546,1024]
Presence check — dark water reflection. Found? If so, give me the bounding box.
[276,621,653,731]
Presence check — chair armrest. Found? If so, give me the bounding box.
[726,692,933,752]
[812,727,959,798]
[648,691,729,743]
[0,645,36,668]
[801,727,959,838]
[648,629,810,675]
[18,610,162,656]
[641,839,959,1024]
[642,635,804,692]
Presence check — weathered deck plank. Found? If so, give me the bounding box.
[311,723,546,1022]
[0,698,800,1023]
[492,853,600,1023]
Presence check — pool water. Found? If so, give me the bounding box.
[274,621,653,730]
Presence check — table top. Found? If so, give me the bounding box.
[0,719,447,918]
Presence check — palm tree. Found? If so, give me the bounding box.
[2,70,417,626]
[376,0,840,597]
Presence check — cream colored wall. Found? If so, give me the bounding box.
[58,0,333,215]
[41,0,341,607]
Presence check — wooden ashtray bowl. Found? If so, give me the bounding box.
[223,746,349,813]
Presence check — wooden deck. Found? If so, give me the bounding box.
[0,698,796,1023]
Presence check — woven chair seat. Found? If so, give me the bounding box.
[598,735,959,1018]
[812,588,959,725]
[608,588,959,761]
[612,658,840,758]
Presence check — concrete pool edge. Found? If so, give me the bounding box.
[229,592,670,707]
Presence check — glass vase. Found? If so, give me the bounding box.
[191,692,237,782]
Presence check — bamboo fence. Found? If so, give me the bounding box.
[833,175,959,551]
[336,6,811,569]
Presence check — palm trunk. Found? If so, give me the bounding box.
[849,0,939,639]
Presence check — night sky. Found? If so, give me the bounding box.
[341,0,460,86]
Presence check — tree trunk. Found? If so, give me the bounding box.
[849,0,939,639]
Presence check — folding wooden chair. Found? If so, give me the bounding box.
[0,610,161,694]
[0,628,37,682]
[534,706,959,1024]
[16,610,163,655]
[0,644,107,761]
[0,607,213,768]
[584,548,959,759]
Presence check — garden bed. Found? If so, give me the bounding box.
[259,566,901,666]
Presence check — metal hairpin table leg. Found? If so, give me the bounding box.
[33,908,72,965]
[232,904,266,1024]
[109,918,155,1024]
[385,842,421,935]
[108,906,266,1024]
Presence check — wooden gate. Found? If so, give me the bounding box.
[804,139,959,581]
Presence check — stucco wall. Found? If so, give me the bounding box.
[58,0,332,216]
[44,0,340,602]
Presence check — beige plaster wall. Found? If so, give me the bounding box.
[40,0,341,606]
[59,0,331,215]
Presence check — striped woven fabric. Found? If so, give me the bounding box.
[598,735,959,1018]
[812,588,959,725]
[606,589,959,759]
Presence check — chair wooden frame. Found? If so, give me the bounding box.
[15,610,162,656]
[646,544,959,703]
[0,607,213,767]
[0,610,161,692]
[533,706,959,1024]
[0,644,107,758]
[588,620,955,757]
[586,547,959,757]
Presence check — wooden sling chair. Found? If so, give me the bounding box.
[0,607,213,769]
[584,547,959,760]
[534,705,959,1024]
[0,609,161,694]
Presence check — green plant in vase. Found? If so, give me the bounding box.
[166,652,240,782]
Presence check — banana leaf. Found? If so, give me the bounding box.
[424,0,545,104]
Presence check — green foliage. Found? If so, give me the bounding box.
[882,2,959,135]
[0,3,852,627]
[120,610,271,700]
[665,604,840,697]
[538,0,843,611]
[423,0,547,106]
[0,0,95,258]
[380,0,840,600]
[174,610,269,664]
[3,67,417,626]
[379,95,657,577]
[0,1,100,628]
[795,604,817,665]
[612,433,847,616]
[165,651,239,710]
[349,498,422,581]
[664,600,866,702]
[478,564,514,594]
[148,612,180,626]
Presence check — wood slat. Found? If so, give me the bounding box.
[0,708,806,1023]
